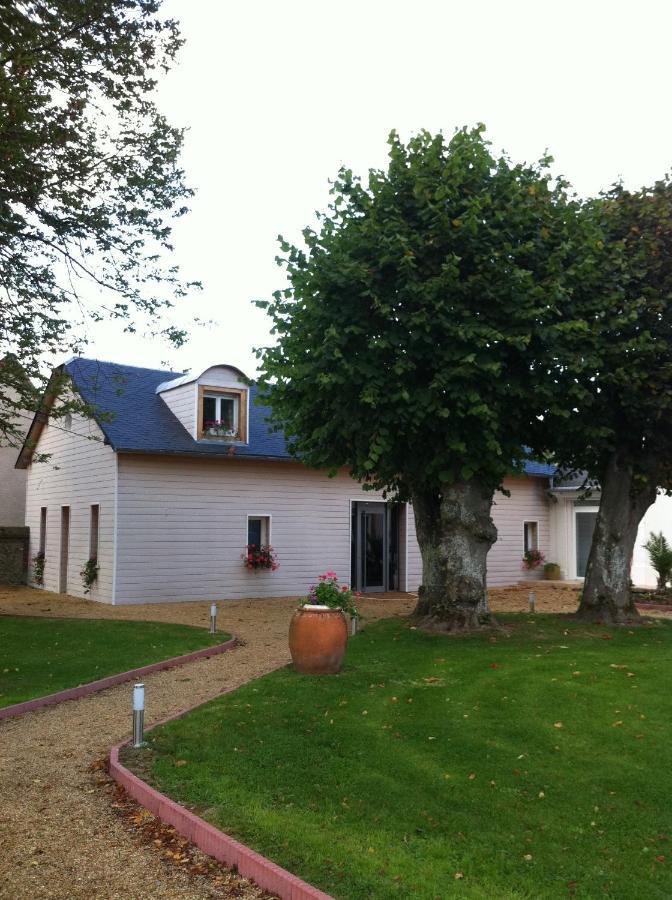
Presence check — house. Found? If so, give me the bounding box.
[548,472,672,589]
[0,355,29,527]
[16,357,555,604]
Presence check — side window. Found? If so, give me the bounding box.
[247,515,270,548]
[89,504,100,559]
[39,507,47,554]
[523,521,539,553]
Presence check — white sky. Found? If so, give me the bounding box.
[81,0,672,378]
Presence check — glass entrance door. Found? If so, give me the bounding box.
[362,505,386,592]
[576,511,598,577]
[351,502,400,593]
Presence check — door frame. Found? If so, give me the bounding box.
[350,500,401,593]
[573,506,599,579]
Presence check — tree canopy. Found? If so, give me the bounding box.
[256,127,601,628]
[0,0,196,443]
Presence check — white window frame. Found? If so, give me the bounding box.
[202,392,239,435]
[246,514,271,548]
[523,520,539,553]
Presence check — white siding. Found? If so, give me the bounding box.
[24,411,116,602]
[114,456,550,604]
[405,476,552,589]
[115,455,417,604]
[158,383,197,438]
[488,476,551,585]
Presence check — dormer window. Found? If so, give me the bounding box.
[198,385,247,441]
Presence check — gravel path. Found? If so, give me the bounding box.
[0,589,414,900]
[0,582,611,899]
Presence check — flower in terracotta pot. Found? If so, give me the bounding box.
[289,573,361,675]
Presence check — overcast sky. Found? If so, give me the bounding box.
[81,0,672,378]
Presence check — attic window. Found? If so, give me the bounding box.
[198,386,247,441]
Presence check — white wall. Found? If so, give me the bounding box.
[489,476,551,583]
[158,383,197,438]
[632,491,672,587]
[0,383,27,526]
[0,445,25,526]
[114,456,547,604]
[115,454,412,603]
[24,410,117,602]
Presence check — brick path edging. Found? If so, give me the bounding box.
[109,731,333,900]
[0,636,237,721]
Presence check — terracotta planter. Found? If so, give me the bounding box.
[289,605,348,675]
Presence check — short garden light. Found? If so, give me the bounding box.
[350,615,358,637]
[132,682,145,748]
[528,590,536,613]
[210,602,217,634]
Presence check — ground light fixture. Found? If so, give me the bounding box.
[132,682,145,748]
[210,602,217,634]
[528,590,536,613]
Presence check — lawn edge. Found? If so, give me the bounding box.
[109,703,334,900]
[0,635,237,721]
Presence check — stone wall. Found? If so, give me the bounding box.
[0,526,29,584]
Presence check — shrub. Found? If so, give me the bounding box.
[643,531,672,590]
[32,551,45,585]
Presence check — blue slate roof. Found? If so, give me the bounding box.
[63,357,557,477]
[64,357,290,460]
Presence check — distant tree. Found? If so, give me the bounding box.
[0,0,197,444]
[256,127,599,631]
[538,180,672,622]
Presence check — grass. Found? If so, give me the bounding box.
[0,615,228,707]
[126,613,672,899]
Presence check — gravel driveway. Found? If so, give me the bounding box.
[0,583,584,899]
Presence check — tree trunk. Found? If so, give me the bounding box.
[577,452,657,624]
[412,481,498,631]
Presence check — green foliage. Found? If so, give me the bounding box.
[140,615,672,899]
[0,0,198,444]
[0,616,226,707]
[538,178,672,490]
[32,550,45,585]
[643,531,672,589]
[80,557,99,594]
[307,572,360,618]
[255,127,600,501]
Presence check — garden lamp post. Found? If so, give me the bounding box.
[133,683,145,748]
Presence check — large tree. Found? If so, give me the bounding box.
[256,127,599,631]
[0,0,196,444]
[539,180,672,623]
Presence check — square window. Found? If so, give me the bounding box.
[247,516,270,549]
[199,387,246,441]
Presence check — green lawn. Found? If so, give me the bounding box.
[127,614,672,899]
[0,615,228,707]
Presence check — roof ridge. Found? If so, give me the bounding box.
[66,356,182,377]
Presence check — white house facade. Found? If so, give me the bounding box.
[18,358,554,605]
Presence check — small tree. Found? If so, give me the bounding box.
[643,531,672,591]
[0,0,198,445]
[256,128,598,631]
